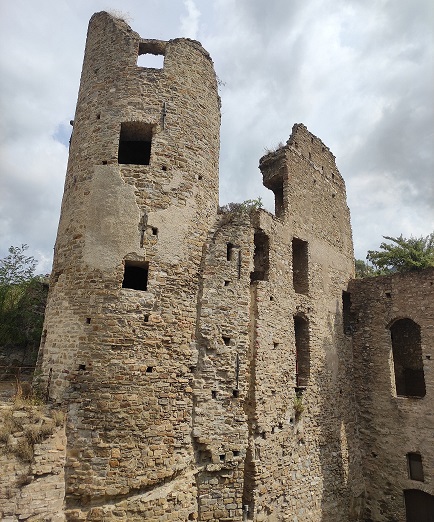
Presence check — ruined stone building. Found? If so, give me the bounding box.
[10,11,433,522]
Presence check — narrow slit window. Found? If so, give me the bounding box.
[227,243,235,261]
[250,231,269,282]
[407,453,424,481]
[122,261,149,291]
[294,315,310,387]
[292,238,309,294]
[118,122,153,165]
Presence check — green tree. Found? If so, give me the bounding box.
[366,233,434,274]
[354,259,377,278]
[0,245,48,367]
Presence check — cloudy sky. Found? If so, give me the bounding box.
[0,0,433,272]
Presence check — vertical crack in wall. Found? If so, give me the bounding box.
[242,283,259,518]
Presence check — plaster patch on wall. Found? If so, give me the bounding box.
[83,165,141,270]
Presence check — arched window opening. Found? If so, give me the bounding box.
[294,315,309,387]
[390,319,425,398]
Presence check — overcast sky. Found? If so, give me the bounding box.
[0,0,433,272]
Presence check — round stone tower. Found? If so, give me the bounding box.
[36,12,220,517]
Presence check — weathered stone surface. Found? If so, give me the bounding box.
[2,10,431,522]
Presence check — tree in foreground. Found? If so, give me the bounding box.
[0,245,48,372]
[365,233,434,275]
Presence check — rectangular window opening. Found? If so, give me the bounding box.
[137,42,165,68]
[222,336,231,346]
[250,231,269,282]
[294,315,310,387]
[407,453,424,481]
[118,122,153,165]
[292,238,309,294]
[122,260,149,291]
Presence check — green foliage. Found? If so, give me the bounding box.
[218,197,263,214]
[0,245,47,363]
[293,395,305,420]
[366,234,434,274]
[354,259,378,278]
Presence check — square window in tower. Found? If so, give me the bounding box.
[118,122,153,165]
[122,260,149,291]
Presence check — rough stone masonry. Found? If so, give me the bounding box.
[4,11,431,522]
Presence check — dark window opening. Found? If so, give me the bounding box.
[224,280,230,286]
[407,453,424,481]
[146,366,153,373]
[161,165,167,171]
[144,314,150,322]
[233,389,239,398]
[102,161,107,165]
[385,291,392,298]
[250,231,269,282]
[292,238,309,294]
[118,122,153,165]
[294,315,310,387]
[151,227,158,236]
[198,175,203,180]
[271,179,285,218]
[404,489,434,522]
[390,318,425,398]
[122,261,149,291]
[86,318,91,324]
[212,390,217,399]
[219,454,225,461]
[78,364,86,371]
[233,450,240,456]
[273,342,279,349]
[222,336,231,346]
[41,329,47,346]
[227,242,235,261]
[342,291,353,335]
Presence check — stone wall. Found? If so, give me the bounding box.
[0,401,66,521]
[349,269,434,521]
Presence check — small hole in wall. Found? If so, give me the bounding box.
[261,431,266,440]
[144,314,150,322]
[233,450,240,457]
[212,390,217,399]
[161,165,167,171]
[96,113,101,120]
[188,515,195,521]
[322,146,325,152]
[219,454,225,462]
[426,355,431,360]
[385,292,391,298]
[224,280,230,286]
[308,152,312,160]
[86,318,91,324]
[189,365,196,372]
[78,364,86,371]
[102,161,107,165]
[332,172,335,180]
[332,193,336,198]
[271,427,275,434]
[278,422,283,429]
[311,137,314,143]
[146,366,153,373]
[152,227,158,236]
[198,175,203,180]
[270,296,274,301]
[233,389,239,398]
[222,336,231,346]
[372,452,378,458]
[273,342,279,349]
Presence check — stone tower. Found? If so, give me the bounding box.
[35,12,367,522]
[37,11,220,518]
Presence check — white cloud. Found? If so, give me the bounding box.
[180,0,201,39]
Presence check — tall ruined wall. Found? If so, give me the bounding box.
[349,269,434,521]
[36,11,220,520]
[241,126,363,521]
